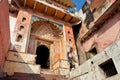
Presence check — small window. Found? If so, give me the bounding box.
[68,31,70,34]
[16,35,23,42]
[99,59,118,77]
[22,17,26,22]
[69,39,72,44]
[19,26,24,31]
[88,47,97,58]
[89,47,97,55]
[69,39,72,42]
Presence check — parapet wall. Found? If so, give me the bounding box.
[69,40,120,80]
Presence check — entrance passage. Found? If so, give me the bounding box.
[36,45,50,69]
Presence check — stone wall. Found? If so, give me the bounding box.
[4,51,40,76]
[69,40,120,80]
[11,10,32,52]
[82,13,120,52]
[9,14,17,50]
[8,6,78,75]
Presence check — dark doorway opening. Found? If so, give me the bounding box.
[36,45,50,69]
[89,47,97,55]
[88,47,97,58]
[72,23,82,65]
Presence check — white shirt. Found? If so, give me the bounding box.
[68,52,72,58]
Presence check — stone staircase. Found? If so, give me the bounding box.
[4,51,40,75]
[0,72,68,80]
[2,51,69,80]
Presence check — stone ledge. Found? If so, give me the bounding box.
[4,61,40,76]
[7,51,36,64]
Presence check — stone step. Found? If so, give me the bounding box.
[8,72,68,80]
[7,51,36,64]
[40,69,55,74]
[4,61,40,76]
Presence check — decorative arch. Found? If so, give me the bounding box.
[28,20,63,70]
[31,20,63,40]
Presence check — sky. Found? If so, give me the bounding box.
[72,0,86,11]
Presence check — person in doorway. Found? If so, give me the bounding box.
[67,47,75,71]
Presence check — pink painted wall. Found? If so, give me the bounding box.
[83,13,120,52]
[0,0,10,76]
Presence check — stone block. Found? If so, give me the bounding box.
[87,71,96,80]
[7,51,36,64]
[69,60,91,79]
[52,61,60,70]
[4,61,40,76]
[60,60,69,68]
[53,69,59,75]
[95,68,106,80]
[59,68,69,75]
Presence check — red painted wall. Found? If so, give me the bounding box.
[0,0,10,76]
[83,13,120,52]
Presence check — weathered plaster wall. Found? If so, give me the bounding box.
[11,10,32,52]
[26,9,78,75]
[9,6,78,75]
[92,0,116,22]
[69,40,120,80]
[9,15,17,50]
[79,0,117,39]
[64,24,79,66]
[91,0,105,10]
[0,0,10,76]
[27,35,36,54]
[83,13,120,52]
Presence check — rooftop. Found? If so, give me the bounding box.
[10,0,81,23]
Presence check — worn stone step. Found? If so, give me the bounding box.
[10,72,68,80]
[40,69,55,74]
[4,61,40,76]
[7,51,36,64]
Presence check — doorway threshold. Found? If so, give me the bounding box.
[40,69,54,75]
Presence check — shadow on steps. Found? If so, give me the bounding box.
[0,72,68,80]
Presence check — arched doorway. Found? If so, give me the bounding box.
[36,45,50,69]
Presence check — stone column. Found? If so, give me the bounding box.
[58,23,79,75]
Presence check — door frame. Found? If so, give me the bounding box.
[35,39,53,70]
